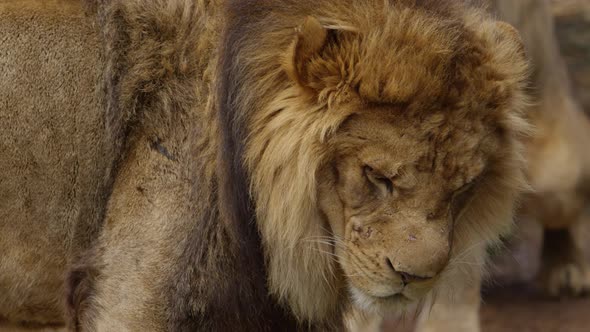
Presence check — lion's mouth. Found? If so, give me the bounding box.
[350,286,415,312]
[375,292,409,302]
[369,291,414,307]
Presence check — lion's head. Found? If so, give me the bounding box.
[226,0,529,323]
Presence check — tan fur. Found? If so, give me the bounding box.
[1,0,529,330]
[413,2,590,332]
[0,0,104,326]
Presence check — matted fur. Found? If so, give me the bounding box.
[1,0,529,330]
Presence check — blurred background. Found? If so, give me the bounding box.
[552,0,590,115]
[382,1,590,331]
[474,1,590,330]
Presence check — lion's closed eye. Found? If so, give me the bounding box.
[364,165,394,196]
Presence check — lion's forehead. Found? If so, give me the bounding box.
[339,103,501,192]
[411,118,496,189]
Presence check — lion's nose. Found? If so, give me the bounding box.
[385,257,433,285]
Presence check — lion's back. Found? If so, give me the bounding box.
[0,0,109,324]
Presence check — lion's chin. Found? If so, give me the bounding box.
[349,286,417,314]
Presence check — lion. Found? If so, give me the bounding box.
[0,0,529,331]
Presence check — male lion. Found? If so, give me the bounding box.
[0,0,528,331]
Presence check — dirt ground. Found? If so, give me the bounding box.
[480,284,590,332]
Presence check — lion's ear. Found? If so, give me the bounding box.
[285,16,328,90]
